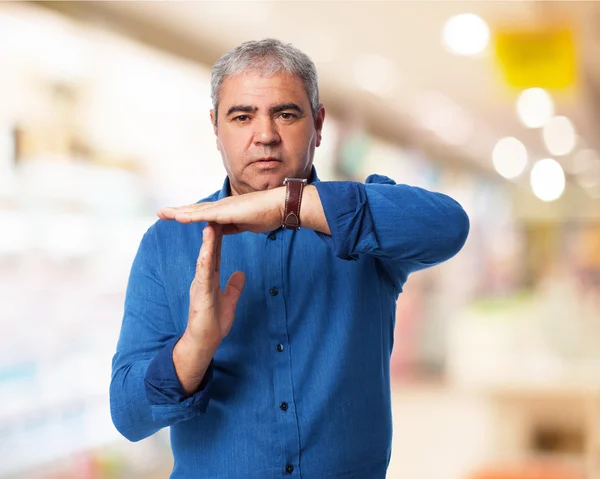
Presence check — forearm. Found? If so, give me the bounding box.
[299,184,330,235]
[111,338,215,443]
[312,176,469,265]
[360,182,469,264]
[173,333,216,396]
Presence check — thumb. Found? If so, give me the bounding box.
[222,271,246,319]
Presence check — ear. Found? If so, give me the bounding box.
[210,109,217,134]
[210,109,220,151]
[314,105,325,147]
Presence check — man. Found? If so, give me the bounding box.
[110,38,470,478]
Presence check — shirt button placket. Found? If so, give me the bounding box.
[266,230,299,475]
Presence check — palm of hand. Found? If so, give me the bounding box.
[186,225,246,349]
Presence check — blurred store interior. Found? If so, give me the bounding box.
[1,1,600,478]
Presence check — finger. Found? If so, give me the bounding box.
[157,209,172,220]
[212,222,223,273]
[175,200,234,224]
[158,202,213,221]
[174,207,217,224]
[222,271,246,320]
[158,206,194,220]
[195,225,216,292]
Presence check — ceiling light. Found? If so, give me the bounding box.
[530,158,565,202]
[492,137,528,179]
[573,149,600,189]
[516,88,554,128]
[542,116,576,156]
[442,13,490,57]
[570,148,598,174]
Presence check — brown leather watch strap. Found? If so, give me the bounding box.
[282,178,307,230]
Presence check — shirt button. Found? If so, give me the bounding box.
[285,464,294,474]
[280,402,288,411]
[275,344,284,352]
[269,287,279,296]
[268,232,276,241]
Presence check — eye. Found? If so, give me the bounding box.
[279,113,297,120]
[234,115,250,123]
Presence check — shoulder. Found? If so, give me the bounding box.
[364,174,397,186]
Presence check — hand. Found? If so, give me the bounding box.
[185,224,246,351]
[157,187,286,235]
[173,224,245,395]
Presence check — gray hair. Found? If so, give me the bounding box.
[211,38,320,124]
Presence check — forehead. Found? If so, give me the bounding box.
[218,72,310,108]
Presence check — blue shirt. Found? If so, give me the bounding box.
[110,168,469,479]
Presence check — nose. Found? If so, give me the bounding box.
[253,117,281,146]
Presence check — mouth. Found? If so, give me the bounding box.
[252,157,282,169]
[254,157,282,163]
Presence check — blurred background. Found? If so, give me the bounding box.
[1,1,600,478]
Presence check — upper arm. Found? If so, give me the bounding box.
[112,224,178,375]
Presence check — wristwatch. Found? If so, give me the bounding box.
[282,178,307,230]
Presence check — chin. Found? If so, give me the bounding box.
[255,179,283,191]
[252,173,286,190]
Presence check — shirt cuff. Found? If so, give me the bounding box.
[313,180,376,260]
[144,337,213,421]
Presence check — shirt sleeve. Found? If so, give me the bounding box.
[313,174,470,288]
[144,337,213,417]
[109,224,212,442]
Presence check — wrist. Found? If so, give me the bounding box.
[274,185,286,226]
[180,329,219,358]
[300,185,330,235]
[174,333,216,395]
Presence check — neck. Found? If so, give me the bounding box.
[228,167,314,197]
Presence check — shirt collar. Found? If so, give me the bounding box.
[217,166,320,201]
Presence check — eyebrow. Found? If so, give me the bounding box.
[269,103,304,115]
[226,105,257,116]
[225,103,304,117]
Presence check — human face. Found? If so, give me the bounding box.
[210,72,325,196]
